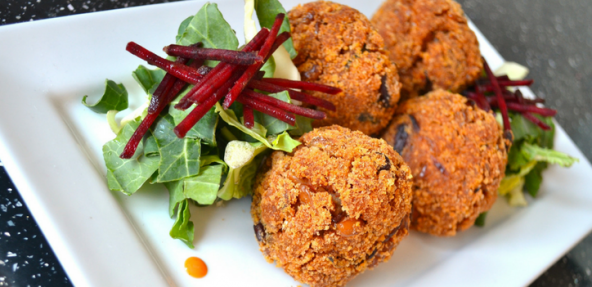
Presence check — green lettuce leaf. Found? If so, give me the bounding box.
[510,112,541,142]
[218,141,267,200]
[132,65,166,96]
[184,164,224,205]
[521,143,578,167]
[176,16,194,43]
[165,180,185,218]
[152,115,202,183]
[169,199,194,248]
[254,0,297,59]
[288,115,313,137]
[82,80,129,114]
[215,103,300,152]
[474,212,487,227]
[524,162,547,198]
[102,118,160,195]
[176,3,238,67]
[499,161,537,196]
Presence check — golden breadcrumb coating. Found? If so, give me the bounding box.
[289,1,402,136]
[382,90,507,236]
[252,126,412,287]
[372,0,482,99]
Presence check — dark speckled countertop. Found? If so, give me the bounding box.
[1,0,591,286]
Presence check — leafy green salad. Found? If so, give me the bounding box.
[83,0,310,248]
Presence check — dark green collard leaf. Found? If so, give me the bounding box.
[254,91,291,135]
[169,199,194,248]
[254,0,297,59]
[102,118,160,195]
[165,180,185,218]
[507,144,529,171]
[177,3,238,64]
[475,212,487,227]
[143,133,160,157]
[170,103,218,145]
[82,80,129,114]
[539,116,555,149]
[524,162,547,198]
[184,164,224,205]
[289,115,313,137]
[152,115,202,182]
[132,65,166,96]
[176,16,194,43]
[510,113,540,142]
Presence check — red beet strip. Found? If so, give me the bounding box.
[488,99,557,117]
[243,106,255,129]
[265,31,291,61]
[147,46,202,114]
[173,70,247,137]
[480,80,534,93]
[261,78,342,95]
[121,59,206,158]
[148,67,179,114]
[522,112,552,131]
[474,88,491,112]
[483,58,511,132]
[126,42,208,84]
[242,89,326,119]
[120,112,160,159]
[164,45,264,66]
[178,28,271,109]
[248,80,336,111]
[236,95,296,125]
[223,14,285,109]
[174,90,225,138]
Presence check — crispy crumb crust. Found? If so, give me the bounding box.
[371,0,482,99]
[252,126,412,287]
[382,90,507,236]
[288,1,402,136]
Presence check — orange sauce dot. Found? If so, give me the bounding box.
[185,257,208,278]
[337,218,359,237]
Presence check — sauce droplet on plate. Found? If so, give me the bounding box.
[185,257,208,278]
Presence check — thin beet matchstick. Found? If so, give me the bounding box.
[174,68,248,137]
[177,28,270,109]
[483,58,512,140]
[127,42,207,84]
[242,89,326,119]
[243,106,254,129]
[248,80,336,111]
[522,112,551,131]
[237,95,296,125]
[223,14,285,109]
[488,100,557,117]
[164,45,264,66]
[261,78,342,95]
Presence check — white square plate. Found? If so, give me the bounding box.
[1,1,591,286]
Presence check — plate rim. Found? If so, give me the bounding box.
[0,1,591,286]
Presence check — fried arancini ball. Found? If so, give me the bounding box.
[288,1,402,136]
[372,0,482,99]
[382,90,507,236]
[252,126,412,287]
